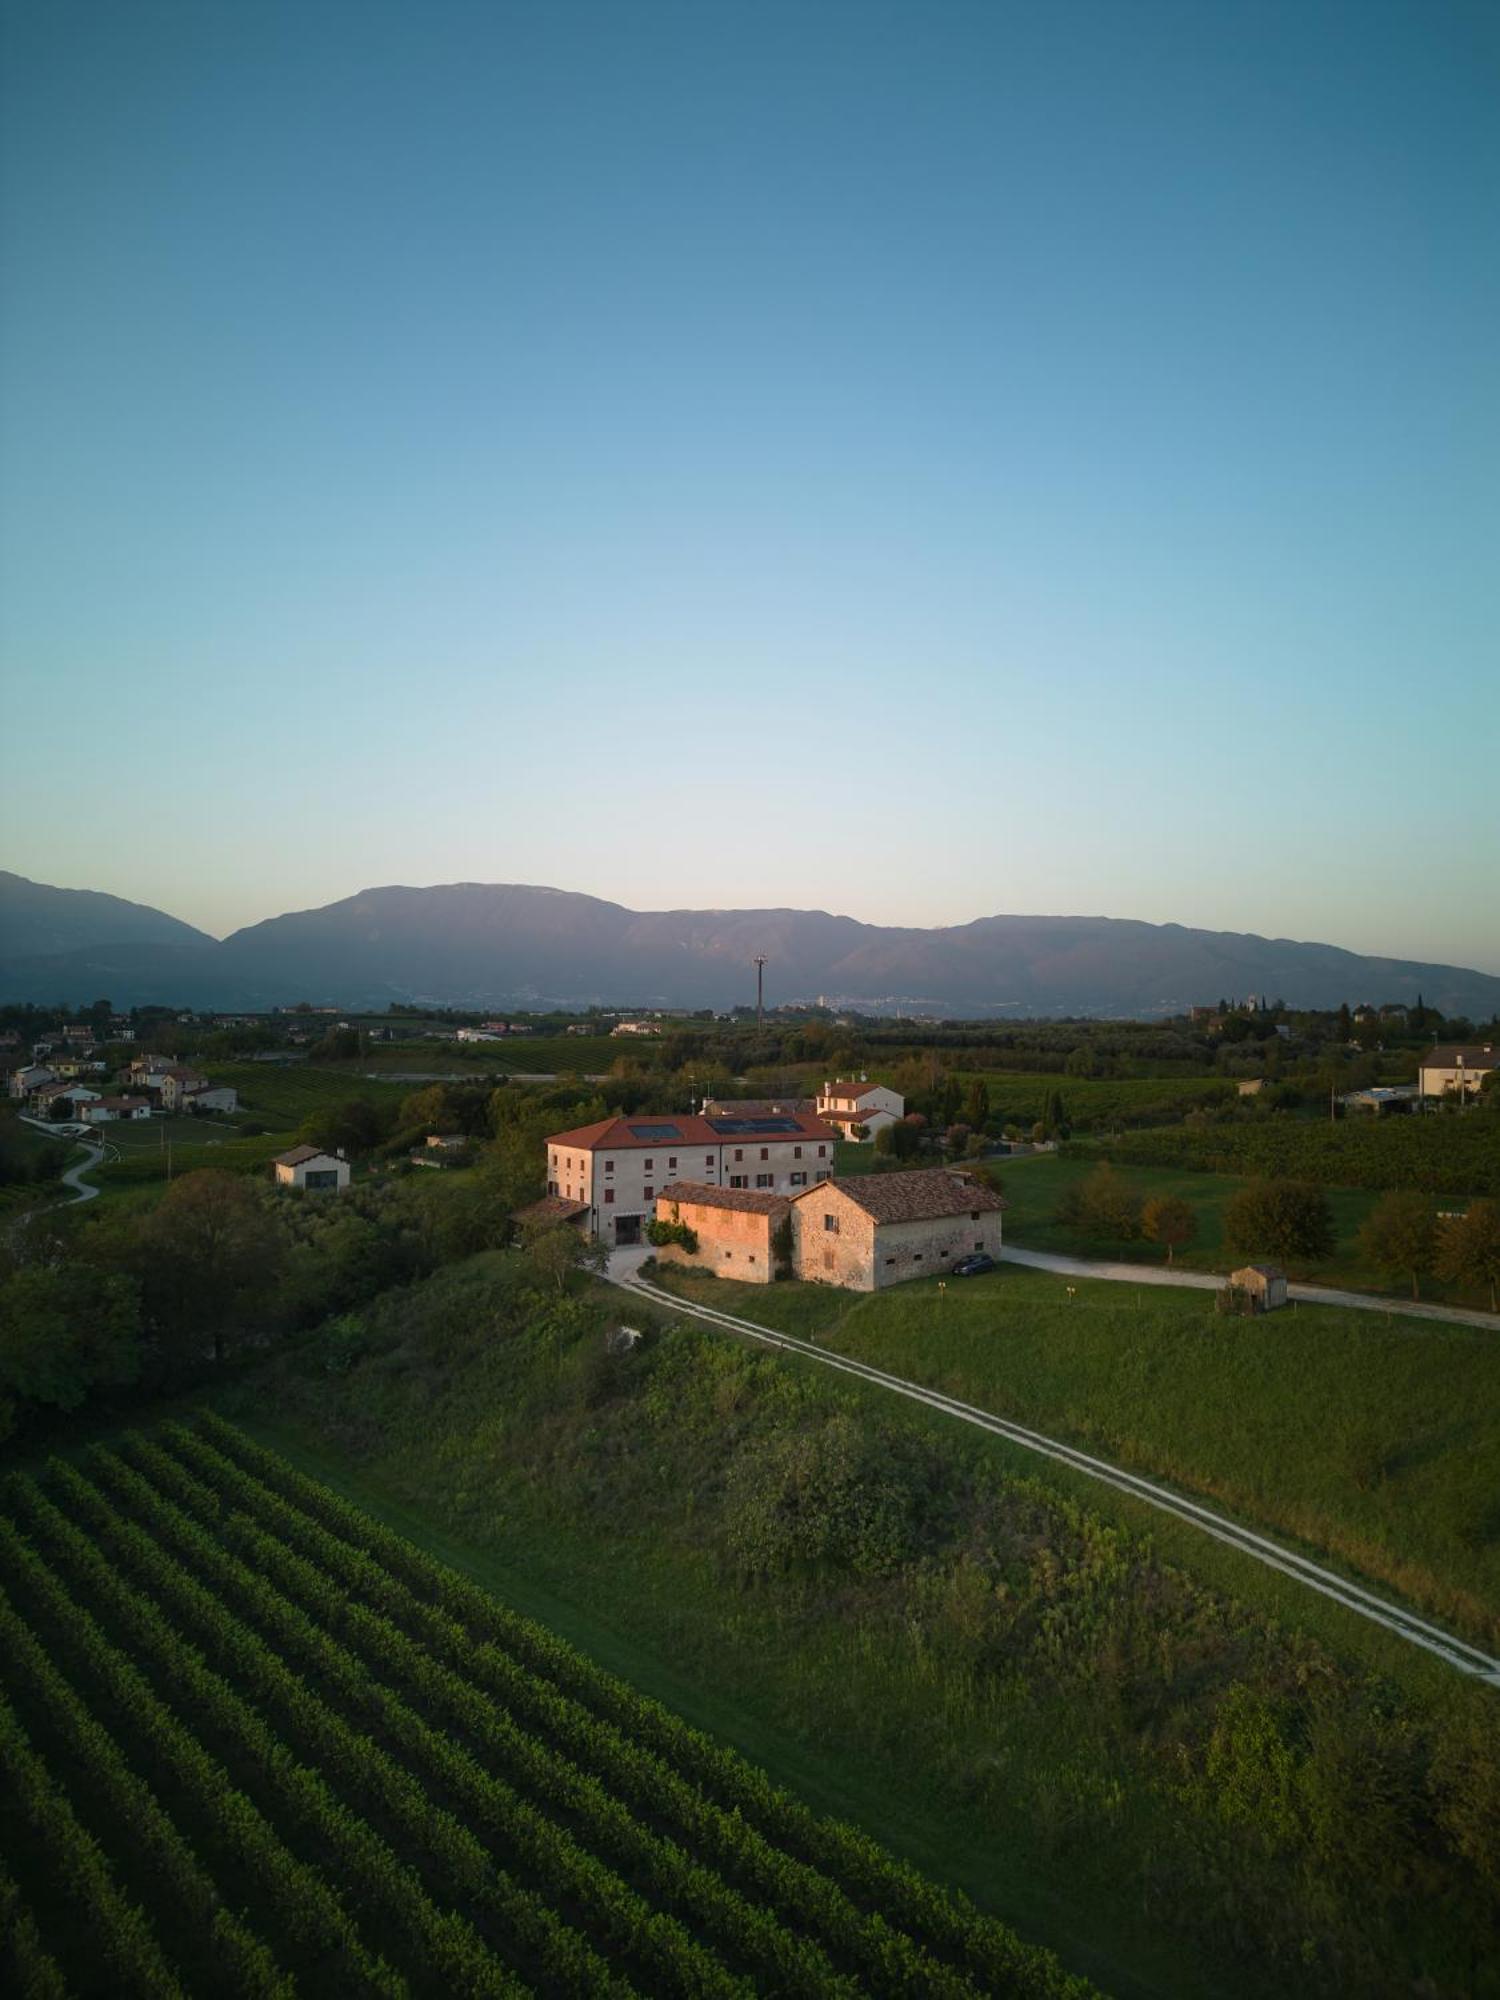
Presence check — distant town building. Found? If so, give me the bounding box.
[272,1146,350,1192]
[1419,1044,1496,1102]
[80,1096,152,1124]
[610,1020,662,1038]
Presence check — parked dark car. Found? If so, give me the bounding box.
[951,1253,997,1277]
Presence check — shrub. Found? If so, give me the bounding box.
[645,1219,699,1253]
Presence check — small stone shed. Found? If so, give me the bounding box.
[1229,1264,1289,1312]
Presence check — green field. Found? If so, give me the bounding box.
[201,1062,414,1126]
[214,1250,1500,1998]
[964,1072,1234,1128]
[0,1416,1081,1999]
[647,1259,1500,1648]
[1092,1114,1500,1196]
[348,1035,619,1076]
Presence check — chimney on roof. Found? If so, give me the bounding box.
[336,1147,346,1159]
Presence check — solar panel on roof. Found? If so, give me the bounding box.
[625,1122,685,1141]
[705,1117,800,1135]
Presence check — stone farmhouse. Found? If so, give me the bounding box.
[546,1108,838,1246]
[814,1078,905,1143]
[791,1170,1003,1289]
[1419,1044,1495,1102]
[652,1167,1004,1291]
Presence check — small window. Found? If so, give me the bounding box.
[794,1145,802,1159]
[604,1189,615,1204]
[723,1249,733,1260]
[970,1210,980,1221]
[760,1147,768,1160]
[705,1153,714,1165]
[730,1175,747,1189]
[816,1169,830,1182]
[644,1185,654,1200]
[668,1156,677,1170]
[886,1256,896,1266]
[974,1239,983,1250]
[604,1158,614,1172]
[823,1213,839,1234]
[747,1253,756,1263]
[817,1144,826,1157]
[913,1253,923,1262]
[734,1148,743,1162]
[790,1171,807,1186]
[756,1173,773,1188]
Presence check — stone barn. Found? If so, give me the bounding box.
[652,1183,792,1284]
[790,1169,1005,1291]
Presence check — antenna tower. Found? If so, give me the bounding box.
[753,955,767,1028]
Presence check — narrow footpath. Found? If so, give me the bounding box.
[605,1250,1500,1686]
[999,1245,1499,1330]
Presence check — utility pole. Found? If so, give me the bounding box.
[754,956,767,1029]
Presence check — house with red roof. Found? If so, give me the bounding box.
[546,1108,837,1246]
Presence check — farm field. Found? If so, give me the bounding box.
[1092,1114,1500,1196]
[201,1061,413,1126]
[645,1259,1500,1648]
[346,1036,620,1076]
[0,1414,1084,2000]
[92,1117,292,1192]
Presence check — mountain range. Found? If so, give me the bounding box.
[2,872,1497,1020]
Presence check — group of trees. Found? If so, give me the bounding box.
[1359,1192,1500,1308]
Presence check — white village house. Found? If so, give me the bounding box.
[1418,1044,1496,1102]
[814,1077,905,1142]
[79,1096,153,1124]
[272,1145,351,1192]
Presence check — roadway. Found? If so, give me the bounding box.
[604,1248,1500,1685]
[998,1245,1498,1330]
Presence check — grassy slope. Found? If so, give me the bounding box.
[217,1253,1498,2000]
[648,1260,1500,1648]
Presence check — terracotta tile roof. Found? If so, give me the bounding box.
[822,1079,882,1101]
[797,1169,1005,1224]
[274,1144,331,1167]
[547,1111,835,1151]
[819,1105,892,1126]
[1422,1044,1496,1069]
[657,1181,792,1218]
[513,1194,590,1227]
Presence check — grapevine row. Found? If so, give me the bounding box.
[189,1414,1090,1996]
[0,1854,69,2000]
[0,1686,182,2000]
[82,1443,747,2000]
[163,1424,1005,1995]
[0,1577,290,1999]
[120,1432,864,1998]
[0,1511,402,1998]
[6,1475,525,2000]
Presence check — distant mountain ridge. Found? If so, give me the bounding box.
[1,873,1497,1019]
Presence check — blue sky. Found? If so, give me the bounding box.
[2,0,1496,969]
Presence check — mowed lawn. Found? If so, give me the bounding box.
[647,1260,1500,1649]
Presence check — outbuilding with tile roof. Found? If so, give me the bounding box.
[789,1169,1005,1291]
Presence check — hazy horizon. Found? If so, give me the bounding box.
[2,2,1495,970]
[7,863,1500,979]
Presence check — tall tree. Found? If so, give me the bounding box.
[1357,1191,1438,1300]
[1437,1200,1500,1313]
[1224,1180,1335,1264]
[1142,1195,1197,1266]
[138,1170,286,1367]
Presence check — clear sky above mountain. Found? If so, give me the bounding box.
[1,0,1495,968]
